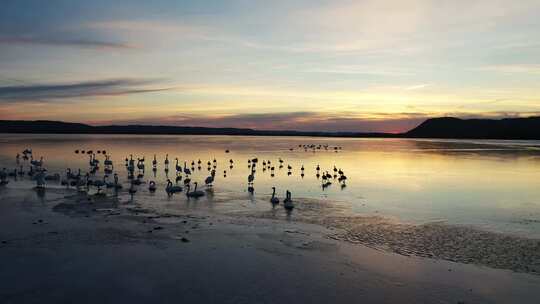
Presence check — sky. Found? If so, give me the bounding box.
[1,0,540,133]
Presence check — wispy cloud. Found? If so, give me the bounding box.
[477,64,540,74]
[0,36,134,50]
[0,79,167,102]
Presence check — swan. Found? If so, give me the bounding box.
[91,154,99,166]
[270,187,279,205]
[104,165,113,175]
[92,175,106,193]
[31,156,43,167]
[127,155,135,171]
[175,158,181,172]
[186,182,205,198]
[128,183,137,195]
[104,155,113,166]
[8,169,17,178]
[137,158,145,171]
[0,168,8,185]
[33,169,46,188]
[104,175,115,188]
[113,173,123,189]
[283,190,294,210]
[18,165,25,176]
[205,170,215,187]
[44,173,60,181]
[183,161,191,175]
[165,179,183,195]
[131,177,143,185]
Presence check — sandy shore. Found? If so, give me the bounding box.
[1,187,540,304]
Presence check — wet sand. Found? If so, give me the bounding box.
[1,187,540,303]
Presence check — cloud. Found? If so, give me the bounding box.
[477,64,540,74]
[0,79,167,102]
[0,36,134,49]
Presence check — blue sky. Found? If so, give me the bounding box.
[1,0,539,132]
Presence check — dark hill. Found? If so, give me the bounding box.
[0,120,391,138]
[2,117,540,139]
[405,117,540,139]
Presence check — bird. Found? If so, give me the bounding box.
[92,176,106,194]
[183,161,191,175]
[270,187,279,205]
[128,183,137,195]
[0,168,8,185]
[113,173,123,189]
[283,190,294,210]
[165,179,183,195]
[44,173,60,181]
[186,182,204,198]
[205,170,215,187]
[33,169,46,189]
[175,158,181,173]
[104,155,113,166]
[148,181,157,192]
[164,154,170,168]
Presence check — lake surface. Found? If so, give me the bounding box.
[1,134,540,238]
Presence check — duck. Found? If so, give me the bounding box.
[148,181,157,192]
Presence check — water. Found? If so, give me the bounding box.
[1,134,540,238]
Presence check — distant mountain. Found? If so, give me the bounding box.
[2,117,540,139]
[0,120,392,138]
[405,116,540,139]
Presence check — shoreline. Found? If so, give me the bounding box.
[1,187,540,303]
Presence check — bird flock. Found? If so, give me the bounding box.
[1,146,349,212]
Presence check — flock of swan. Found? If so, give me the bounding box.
[0,147,348,212]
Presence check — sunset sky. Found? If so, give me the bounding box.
[1,0,539,132]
